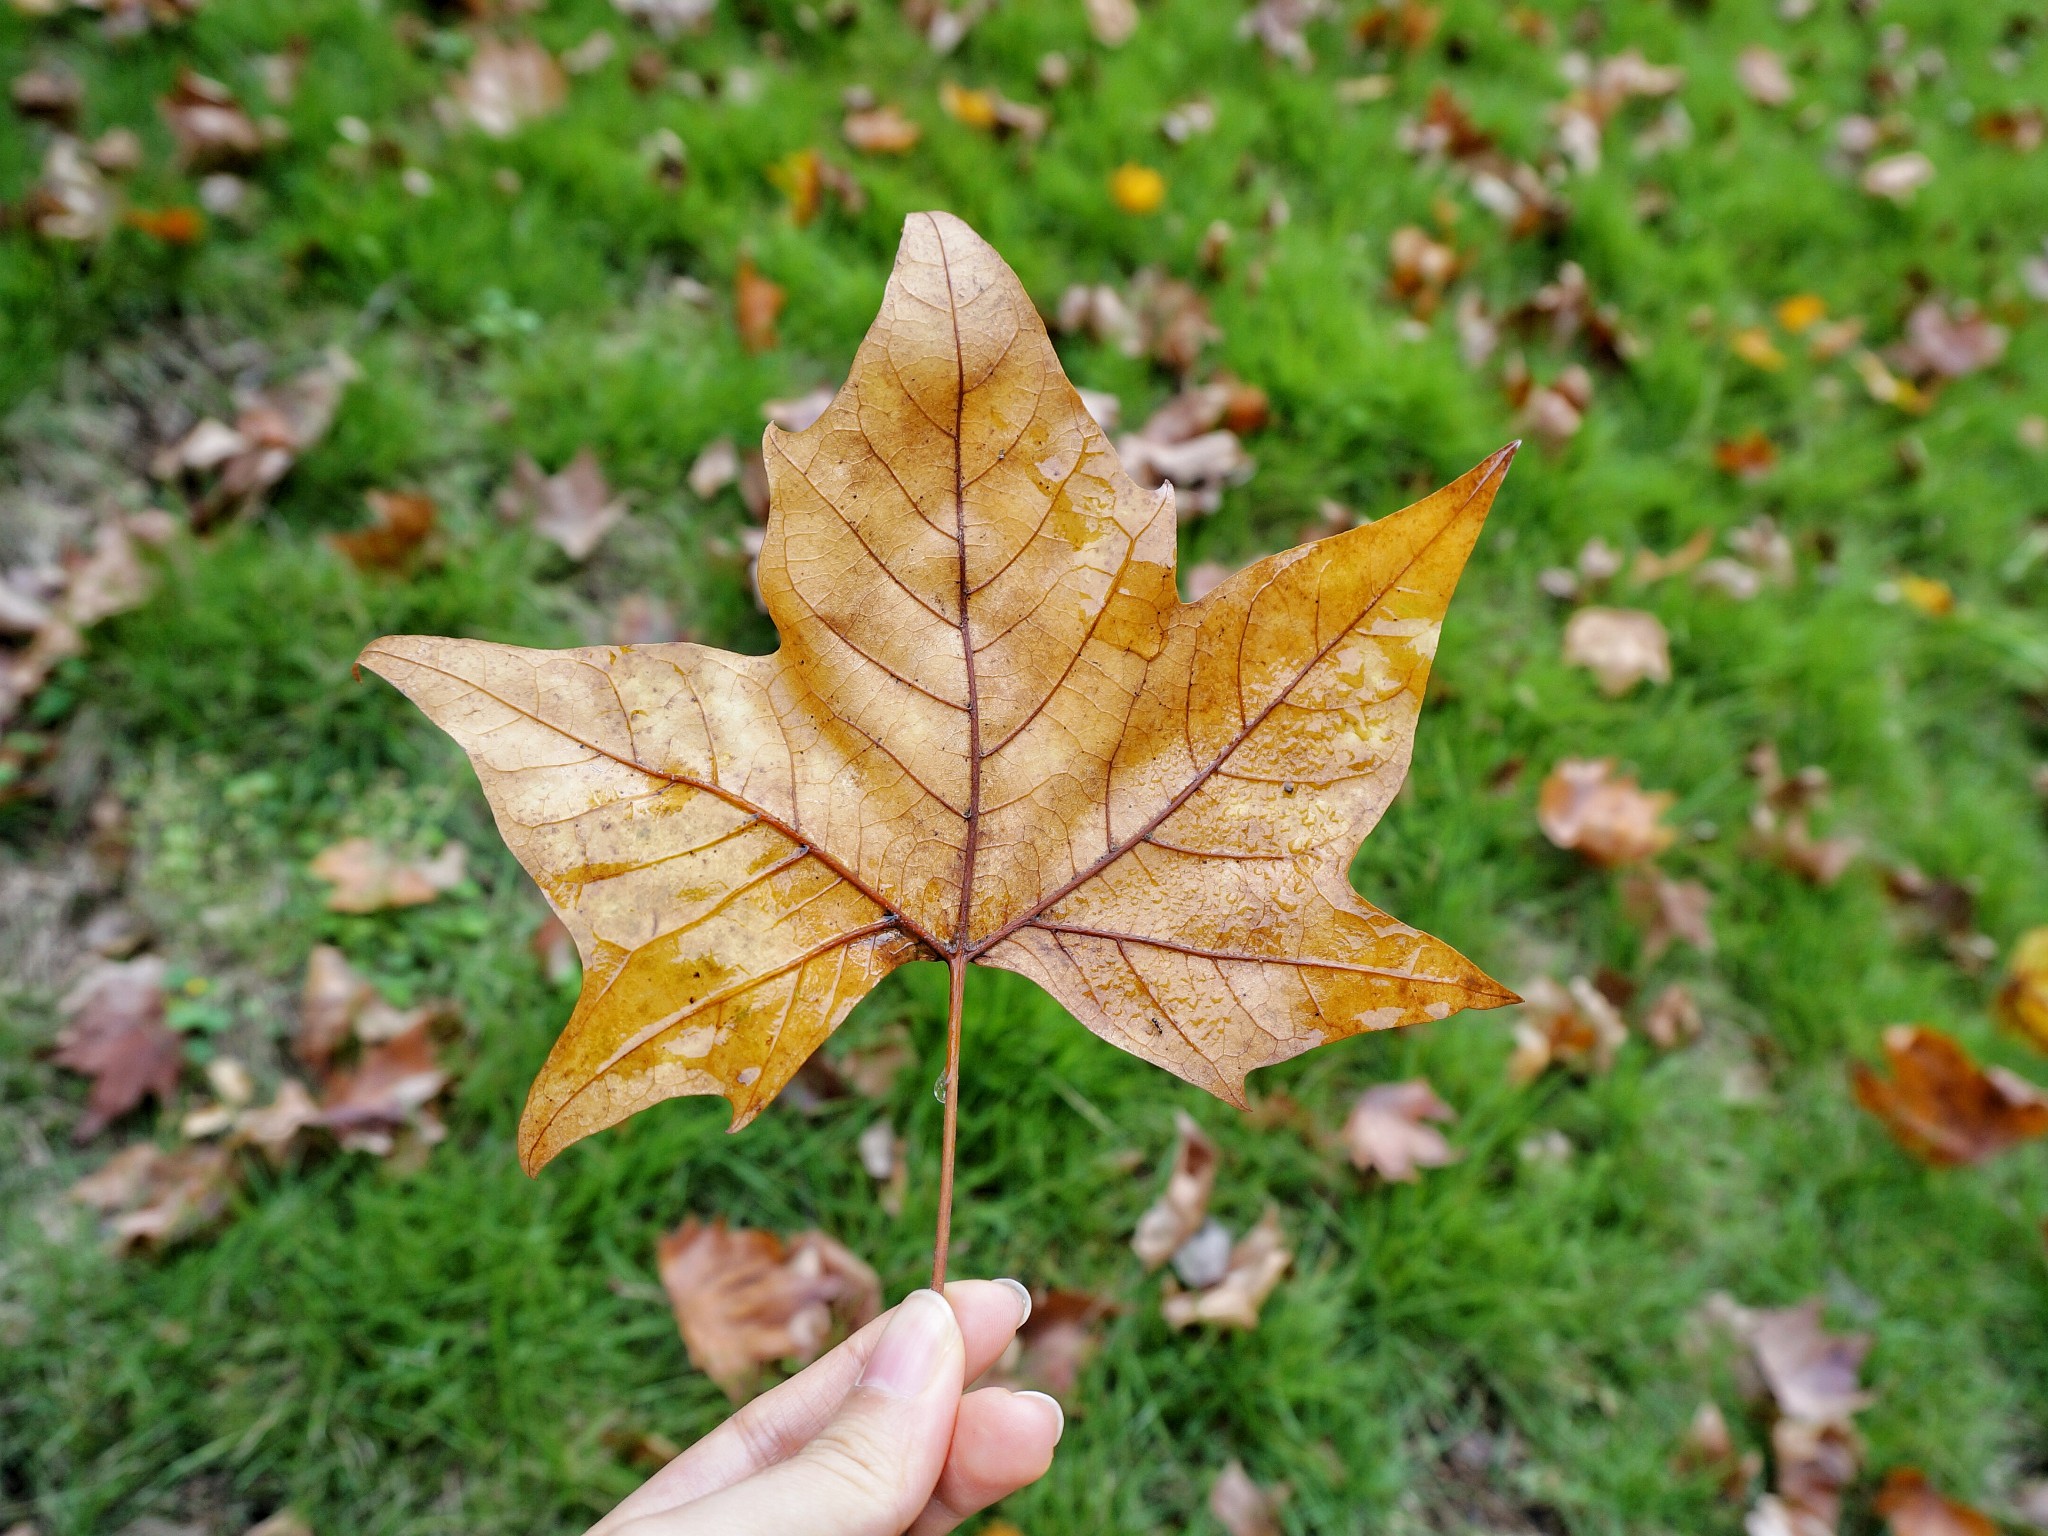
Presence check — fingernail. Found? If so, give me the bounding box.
[859,1289,953,1399]
[994,1277,1032,1327]
[1017,1390,1065,1445]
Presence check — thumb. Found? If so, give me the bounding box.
[638,1289,966,1536]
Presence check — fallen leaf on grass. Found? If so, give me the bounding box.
[69,1142,235,1252]
[497,449,625,561]
[1562,607,1671,695]
[234,1079,321,1165]
[687,437,739,499]
[656,1218,880,1399]
[1862,151,1934,202]
[1116,384,1256,518]
[1084,0,1137,46]
[1763,1418,1863,1535]
[331,490,435,569]
[1737,46,1795,107]
[1675,1400,1761,1501]
[240,1512,314,1536]
[1642,982,1704,1049]
[53,957,182,1141]
[26,135,118,242]
[613,0,714,37]
[991,1288,1114,1399]
[1538,758,1675,867]
[298,943,452,1066]
[1890,575,1954,617]
[1342,1079,1459,1181]
[1874,1469,1996,1536]
[316,1022,451,1156]
[1162,1206,1291,1330]
[1852,1025,2048,1166]
[1889,301,2007,381]
[1745,1299,1873,1424]
[1510,976,1628,1084]
[1389,226,1459,318]
[154,350,360,523]
[735,256,783,353]
[1210,1459,1290,1536]
[842,103,920,154]
[449,37,566,137]
[1882,865,1992,973]
[1622,868,1715,960]
[1132,1110,1217,1268]
[357,213,1516,1180]
[1995,928,2048,1050]
[855,1119,906,1216]
[160,70,263,171]
[126,205,205,244]
[311,838,466,913]
[1715,431,1778,481]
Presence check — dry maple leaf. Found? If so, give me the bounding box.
[70,1141,236,1252]
[357,212,1515,1278]
[1874,1469,1997,1536]
[656,1217,880,1399]
[1852,1025,2048,1166]
[1538,757,1675,867]
[1342,1077,1460,1181]
[53,956,183,1141]
[316,1021,452,1156]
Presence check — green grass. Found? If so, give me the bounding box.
[4,0,2048,1531]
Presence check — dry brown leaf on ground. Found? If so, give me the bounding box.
[1874,1469,1996,1536]
[1642,982,1704,1050]
[53,956,182,1141]
[1715,430,1778,481]
[240,1511,314,1536]
[497,449,625,561]
[331,490,435,569]
[297,943,452,1065]
[1562,606,1671,695]
[855,1119,906,1216]
[1161,1206,1291,1330]
[1622,868,1715,961]
[315,1021,452,1156]
[1342,1078,1459,1181]
[734,256,783,353]
[1738,45,1795,107]
[155,350,359,522]
[1852,1025,2048,1166]
[1996,928,2048,1050]
[69,1142,236,1252]
[990,1287,1114,1400]
[1210,1459,1290,1536]
[234,1079,321,1165]
[1132,1110,1218,1268]
[159,70,262,171]
[1084,0,1137,46]
[1537,757,1676,867]
[1745,1300,1874,1424]
[1765,1418,1863,1535]
[842,103,921,154]
[1889,300,2007,382]
[310,837,465,913]
[1862,150,1934,202]
[656,1217,880,1399]
[357,214,1515,1286]
[1674,1400,1760,1502]
[1509,975,1627,1084]
[449,37,566,137]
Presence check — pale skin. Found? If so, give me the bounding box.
[589,1280,1063,1536]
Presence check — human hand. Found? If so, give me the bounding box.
[588,1279,1063,1536]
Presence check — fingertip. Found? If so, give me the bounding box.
[1014,1389,1064,1446]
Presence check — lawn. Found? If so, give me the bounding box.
[3,0,2047,1533]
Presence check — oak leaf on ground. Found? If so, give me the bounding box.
[988,1287,1114,1400]
[1852,1025,2048,1166]
[358,212,1516,1175]
[655,1217,880,1399]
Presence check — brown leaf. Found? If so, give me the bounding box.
[855,1118,906,1216]
[1996,928,2048,1051]
[1622,868,1715,961]
[1853,1025,2048,1166]
[843,103,921,154]
[1162,1206,1291,1330]
[1889,301,2008,381]
[234,1079,321,1165]
[1875,1469,1997,1536]
[1562,607,1671,695]
[159,70,262,171]
[1715,431,1778,481]
[1342,1078,1459,1181]
[735,256,784,353]
[69,1142,236,1252]
[316,1021,451,1156]
[1132,1110,1218,1269]
[1737,46,1795,107]
[1770,1417,1862,1532]
[1674,1400,1760,1501]
[450,37,566,137]
[1642,982,1704,1050]
[1745,1299,1873,1425]
[332,490,435,569]
[298,944,375,1070]
[1509,975,1627,1084]
[13,65,83,126]
[26,135,118,242]
[1538,757,1676,867]
[310,838,465,913]
[497,449,625,561]
[359,213,1516,1174]
[655,1217,880,1399]
[1210,1459,1289,1536]
[1084,0,1137,46]
[53,956,182,1141]
[1862,151,1934,202]
[999,1287,1112,1399]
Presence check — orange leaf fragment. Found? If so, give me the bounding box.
[1538,757,1675,867]
[1714,430,1778,480]
[1874,1468,1997,1536]
[126,205,205,244]
[331,489,435,569]
[1776,294,1827,334]
[656,1217,881,1399]
[357,213,1516,1174]
[734,255,784,353]
[1852,1024,2048,1166]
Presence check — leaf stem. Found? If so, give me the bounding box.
[931,954,966,1290]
